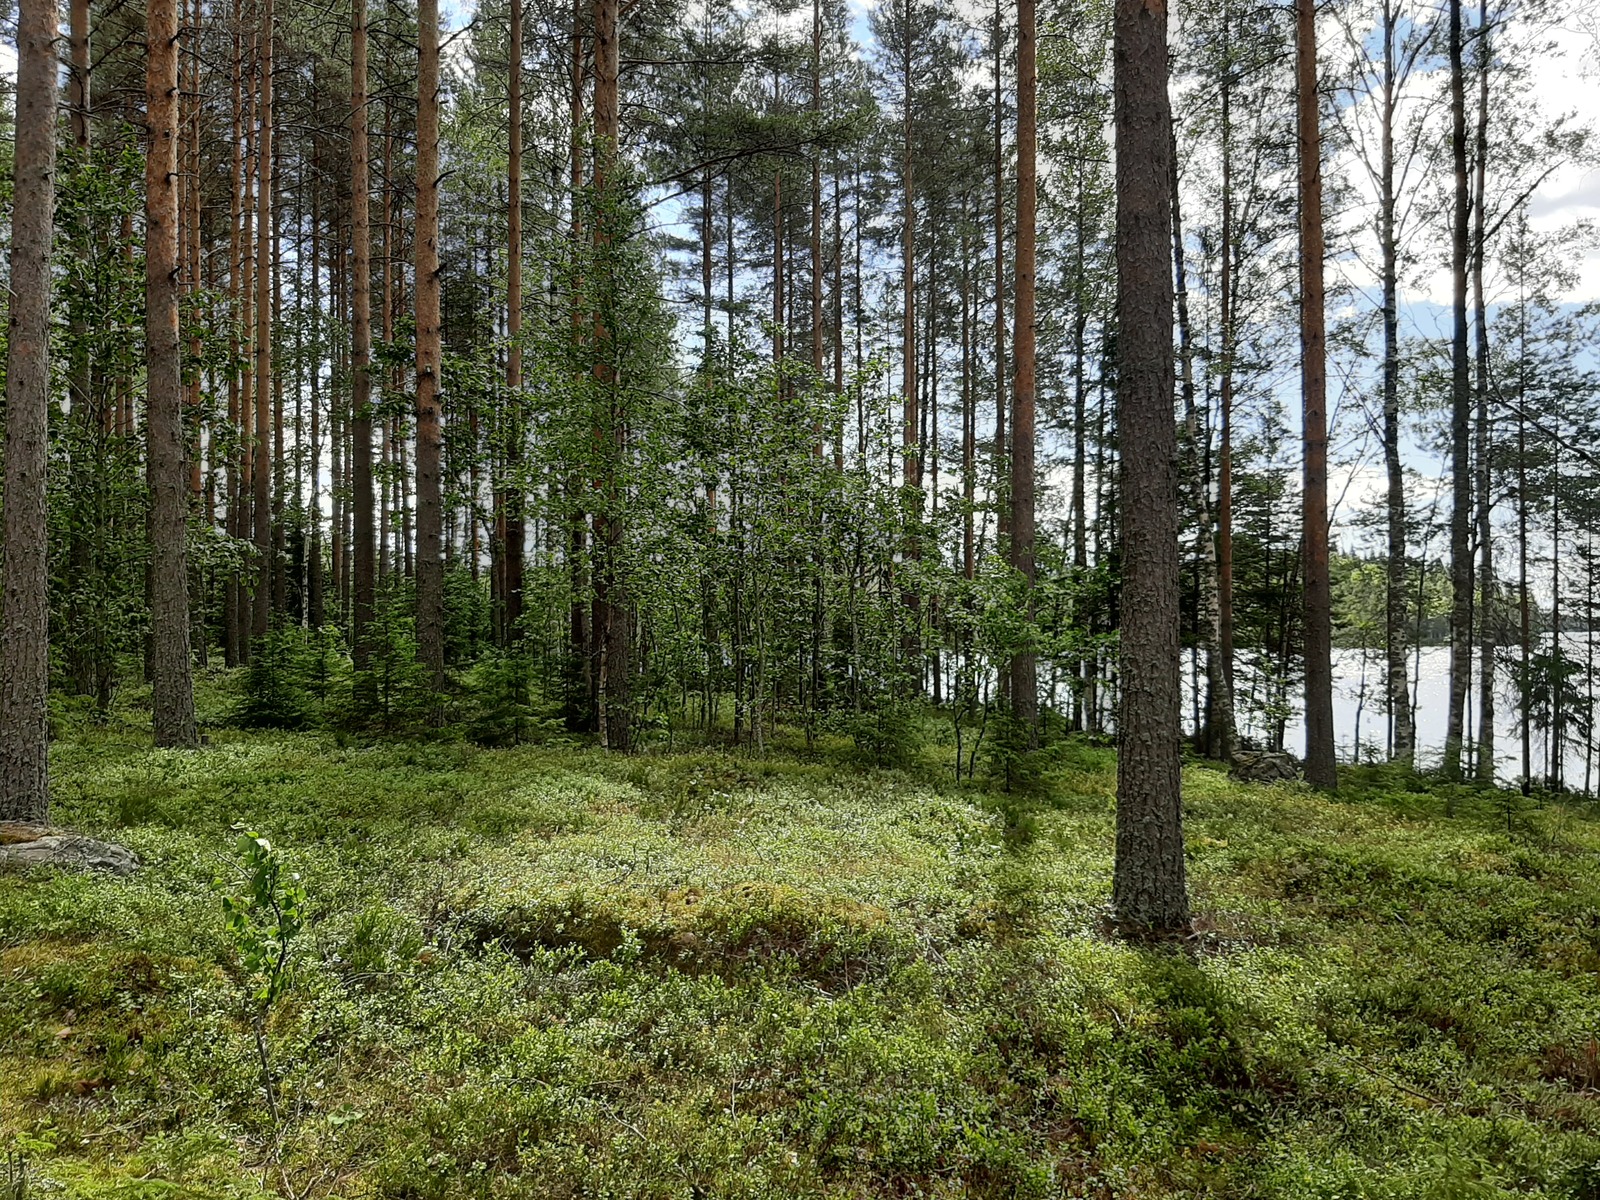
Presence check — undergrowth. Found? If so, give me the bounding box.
[3,677,1598,1197]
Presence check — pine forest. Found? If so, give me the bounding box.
[2,0,1600,1194]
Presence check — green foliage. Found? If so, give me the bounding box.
[6,727,1599,1197]
[217,828,306,1009]
[236,627,321,731]
[343,585,439,734]
[459,648,559,748]
[825,698,925,769]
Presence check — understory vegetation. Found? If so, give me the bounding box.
[3,673,1599,1199]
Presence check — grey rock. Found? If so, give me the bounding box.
[1229,750,1301,784]
[0,822,140,875]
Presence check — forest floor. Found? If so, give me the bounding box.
[3,674,1600,1198]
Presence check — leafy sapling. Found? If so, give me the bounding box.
[218,826,307,1131]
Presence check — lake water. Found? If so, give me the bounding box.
[1225,637,1600,791]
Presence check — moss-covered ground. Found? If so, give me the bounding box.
[4,677,1600,1198]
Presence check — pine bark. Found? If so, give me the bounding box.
[1111,0,1190,937]
[1379,0,1414,760]
[1472,2,1494,782]
[415,0,447,689]
[253,0,275,639]
[147,0,201,749]
[1297,0,1337,789]
[0,0,61,821]
[1217,38,1236,700]
[503,0,527,641]
[1009,0,1038,744]
[1443,0,1472,781]
[351,0,376,668]
[591,0,630,750]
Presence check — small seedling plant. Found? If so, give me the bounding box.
[218,826,306,1132]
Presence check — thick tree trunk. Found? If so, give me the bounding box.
[415,0,447,690]
[146,0,201,750]
[1009,0,1038,746]
[1443,0,1472,782]
[350,0,376,668]
[0,0,60,821]
[1297,0,1337,790]
[1111,0,1189,937]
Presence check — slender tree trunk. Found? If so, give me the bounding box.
[350,0,376,667]
[415,0,446,690]
[1472,0,1494,783]
[64,0,96,695]
[1379,0,1414,761]
[309,174,326,630]
[1009,0,1039,747]
[567,4,592,725]
[961,212,975,582]
[993,0,1006,513]
[0,0,60,820]
[1297,0,1337,789]
[1217,34,1235,698]
[147,0,200,749]
[504,0,526,642]
[252,0,274,639]
[271,188,286,617]
[1516,264,1531,792]
[1112,0,1190,937]
[991,0,1009,709]
[811,0,824,389]
[381,103,395,583]
[1443,0,1473,782]
[1170,130,1234,762]
[591,0,630,750]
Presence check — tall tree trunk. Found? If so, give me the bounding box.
[899,6,922,682]
[1217,25,1235,699]
[350,0,376,668]
[811,0,825,389]
[309,169,326,630]
[1472,0,1494,783]
[504,0,526,641]
[961,211,975,581]
[253,0,275,640]
[1111,0,1190,937]
[1170,130,1234,763]
[1516,262,1531,792]
[1443,0,1472,782]
[591,0,630,751]
[0,0,60,821]
[1297,0,1337,789]
[147,0,201,749]
[415,0,447,690]
[1009,0,1038,746]
[271,189,287,617]
[568,2,592,725]
[64,0,95,695]
[1379,0,1414,761]
[991,0,1009,708]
